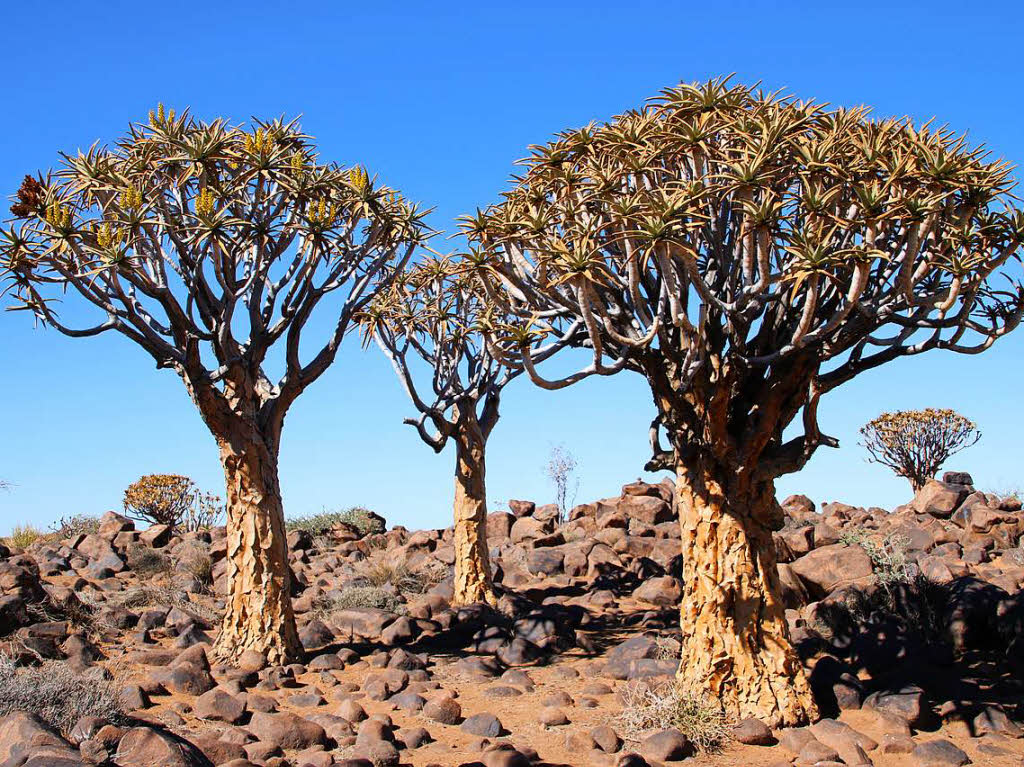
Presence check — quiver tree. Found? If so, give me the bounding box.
[1,107,429,663]
[861,408,980,491]
[362,257,577,605]
[461,77,1024,725]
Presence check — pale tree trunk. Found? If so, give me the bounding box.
[674,454,818,727]
[211,426,302,665]
[451,410,496,607]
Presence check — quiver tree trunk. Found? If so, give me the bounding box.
[451,410,496,607]
[674,454,818,728]
[212,426,302,665]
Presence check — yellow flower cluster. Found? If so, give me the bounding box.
[308,198,338,228]
[44,202,72,229]
[148,103,175,127]
[245,128,274,154]
[195,188,217,217]
[94,221,123,249]
[121,185,143,213]
[348,165,370,193]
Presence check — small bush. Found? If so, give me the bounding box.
[314,587,406,615]
[356,554,445,595]
[177,541,213,587]
[287,506,384,537]
[838,530,913,597]
[616,680,731,753]
[48,514,101,539]
[0,655,125,736]
[4,524,45,549]
[126,544,171,575]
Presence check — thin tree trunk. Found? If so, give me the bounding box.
[451,412,496,607]
[674,455,818,727]
[212,429,302,665]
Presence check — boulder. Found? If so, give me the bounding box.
[790,543,874,597]
[912,480,970,519]
[246,712,327,750]
[115,727,213,767]
[0,713,79,764]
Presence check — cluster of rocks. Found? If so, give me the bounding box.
[0,472,1022,766]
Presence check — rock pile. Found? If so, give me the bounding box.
[0,473,1022,766]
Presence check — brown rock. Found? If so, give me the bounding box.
[115,727,212,767]
[247,711,326,750]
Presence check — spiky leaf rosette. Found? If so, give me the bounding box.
[463,77,1024,475]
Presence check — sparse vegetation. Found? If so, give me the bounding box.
[314,587,406,615]
[177,541,214,587]
[125,544,171,576]
[287,507,384,537]
[356,553,446,595]
[4,523,45,549]
[838,530,914,596]
[48,514,101,539]
[546,444,580,522]
[861,409,981,491]
[114,584,219,623]
[617,680,731,753]
[0,654,125,736]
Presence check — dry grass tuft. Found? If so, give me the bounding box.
[616,680,731,753]
[356,553,445,595]
[4,524,46,549]
[126,544,171,575]
[114,583,220,623]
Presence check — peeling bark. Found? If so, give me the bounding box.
[451,411,496,607]
[212,429,302,665]
[674,455,818,728]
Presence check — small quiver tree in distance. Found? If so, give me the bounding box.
[1,107,430,664]
[461,77,1024,726]
[861,408,980,491]
[361,257,577,606]
[123,474,225,532]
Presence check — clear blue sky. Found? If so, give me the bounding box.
[2,1,1022,535]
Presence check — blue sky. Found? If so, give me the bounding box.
[1,1,1022,535]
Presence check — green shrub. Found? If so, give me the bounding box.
[0,655,125,736]
[287,506,384,537]
[4,524,45,549]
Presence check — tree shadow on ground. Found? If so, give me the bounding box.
[807,575,1024,731]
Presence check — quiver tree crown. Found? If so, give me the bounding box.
[360,256,517,448]
[861,408,981,491]
[2,107,432,433]
[461,77,1024,478]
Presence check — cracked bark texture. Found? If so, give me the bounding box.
[674,456,818,728]
[451,410,496,607]
[210,425,301,666]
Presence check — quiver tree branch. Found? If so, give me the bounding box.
[2,106,431,664]
[459,77,1024,726]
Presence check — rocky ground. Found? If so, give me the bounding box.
[1,472,1023,767]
